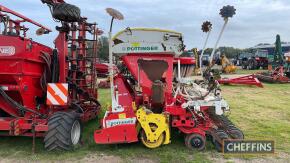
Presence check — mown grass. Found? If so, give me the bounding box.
[222,84,290,154]
[234,69,268,75]
[0,84,289,162]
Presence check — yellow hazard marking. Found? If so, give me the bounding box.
[131,42,140,47]
[118,113,126,119]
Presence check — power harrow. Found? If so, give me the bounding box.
[0,1,101,151]
[94,27,244,151]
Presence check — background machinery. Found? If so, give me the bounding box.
[94,27,244,151]
[0,1,100,151]
[240,49,269,70]
[199,6,262,87]
[220,53,237,73]
[256,35,290,83]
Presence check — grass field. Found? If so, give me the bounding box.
[0,83,289,162]
[234,69,268,75]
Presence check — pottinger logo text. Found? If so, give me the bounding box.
[0,46,16,56]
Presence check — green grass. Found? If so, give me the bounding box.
[234,69,268,75]
[222,84,290,154]
[0,85,290,162]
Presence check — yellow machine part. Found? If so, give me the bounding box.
[223,65,237,73]
[136,107,170,148]
[221,54,237,73]
[193,48,201,75]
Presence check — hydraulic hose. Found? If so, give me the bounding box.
[51,49,60,83]
[40,52,52,92]
[0,87,46,118]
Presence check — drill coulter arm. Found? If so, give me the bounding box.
[0,5,51,33]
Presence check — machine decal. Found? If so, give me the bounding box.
[125,46,159,52]
[0,46,15,56]
[106,117,136,128]
[46,83,68,105]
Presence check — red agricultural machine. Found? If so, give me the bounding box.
[217,75,263,88]
[0,1,101,151]
[0,1,244,153]
[94,26,244,151]
[241,49,269,70]
[256,35,290,83]
[173,57,196,78]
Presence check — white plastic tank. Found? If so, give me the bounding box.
[112,27,185,57]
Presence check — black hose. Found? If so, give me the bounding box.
[51,49,60,83]
[40,52,52,92]
[0,87,46,118]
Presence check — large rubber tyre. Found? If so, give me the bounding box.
[185,134,206,151]
[241,64,247,69]
[247,59,258,70]
[262,66,268,70]
[44,112,82,151]
[241,60,248,69]
[52,3,81,22]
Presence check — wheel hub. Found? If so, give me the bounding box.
[71,120,81,145]
[191,138,202,148]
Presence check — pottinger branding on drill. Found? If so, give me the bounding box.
[106,118,136,128]
[124,46,159,52]
[0,46,15,56]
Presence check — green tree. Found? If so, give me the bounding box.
[98,36,109,61]
[219,46,243,58]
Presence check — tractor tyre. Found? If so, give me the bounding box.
[52,3,81,22]
[247,59,258,70]
[241,62,247,69]
[262,66,268,70]
[185,134,206,151]
[44,112,82,151]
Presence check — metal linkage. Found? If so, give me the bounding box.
[200,21,212,76]
[209,5,236,66]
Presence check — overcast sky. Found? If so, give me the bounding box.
[1,0,290,49]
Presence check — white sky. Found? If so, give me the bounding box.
[1,0,290,49]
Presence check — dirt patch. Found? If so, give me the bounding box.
[73,153,122,163]
[0,152,289,163]
[70,153,158,163]
[0,154,123,163]
[130,157,158,163]
[208,152,290,163]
